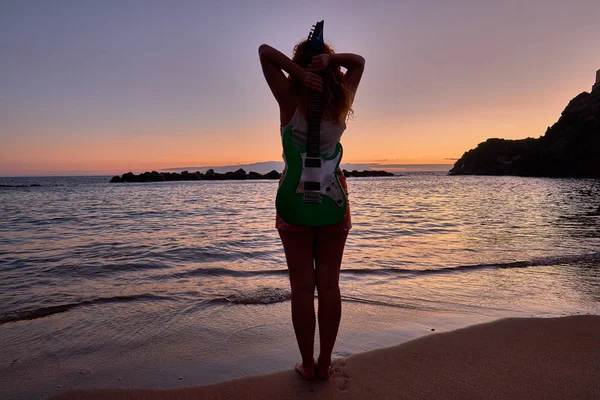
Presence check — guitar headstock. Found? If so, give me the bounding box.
[307,20,324,56]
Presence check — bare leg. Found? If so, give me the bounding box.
[278,229,316,379]
[314,229,348,378]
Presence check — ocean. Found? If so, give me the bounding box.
[1,174,599,399]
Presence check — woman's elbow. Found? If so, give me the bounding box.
[357,55,366,67]
[258,44,271,57]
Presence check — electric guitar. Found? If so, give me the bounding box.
[275,20,347,227]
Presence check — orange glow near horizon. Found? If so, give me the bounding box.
[2,1,598,176]
[1,82,587,176]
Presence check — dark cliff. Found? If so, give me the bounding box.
[449,85,600,178]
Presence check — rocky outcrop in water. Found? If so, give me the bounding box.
[110,168,395,183]
[449,84,600,178]
[110,169,281,183]
[342,169,395,177]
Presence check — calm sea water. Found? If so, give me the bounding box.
[1,174,599,398]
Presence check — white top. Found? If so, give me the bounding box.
[280,108,346,157]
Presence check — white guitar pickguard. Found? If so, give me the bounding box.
[297,152,345,207]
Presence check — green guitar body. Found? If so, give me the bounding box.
[276,126,347,227]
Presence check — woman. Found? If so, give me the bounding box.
[259,40,364,380]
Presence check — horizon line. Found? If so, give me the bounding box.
[0,162,454,178]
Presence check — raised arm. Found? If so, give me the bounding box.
[258,44,323,107]
[330,54,365,95]
[308,53,365,94]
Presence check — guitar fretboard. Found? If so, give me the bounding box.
[306,91,324,158]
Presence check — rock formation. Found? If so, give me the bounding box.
[110,168,395,183]
[450,74,600,178]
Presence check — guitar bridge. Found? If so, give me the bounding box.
[303,191,322,203]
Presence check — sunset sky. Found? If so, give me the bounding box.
[1,0,598,176]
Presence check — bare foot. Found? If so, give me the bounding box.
[295,361,317,380]
[316,359,333,380]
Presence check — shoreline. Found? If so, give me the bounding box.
[51,315,600,400]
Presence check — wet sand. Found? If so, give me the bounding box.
[51,315,599,399]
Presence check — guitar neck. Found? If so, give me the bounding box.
[306,90,324,158]
[305,20,325,160]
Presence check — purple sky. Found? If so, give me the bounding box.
[1,0,599,175]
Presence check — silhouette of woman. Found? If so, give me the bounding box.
[259,38,364,379]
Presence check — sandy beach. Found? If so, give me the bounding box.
[51,315,599,400]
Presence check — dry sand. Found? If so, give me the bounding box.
[52,315,599,400]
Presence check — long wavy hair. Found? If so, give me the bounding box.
[289,40,354,124]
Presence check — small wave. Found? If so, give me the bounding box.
[0,184,41,188]
[171,252,600,281]
[341,252,600,277]
[208,287,291,305]
[171,267,289,279]
[0,294,171,324]
[341,295,433,311]
[157,247,277,263]
[46,261,175,277]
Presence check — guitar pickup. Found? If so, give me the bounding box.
[304,181,321,191]
[304,158,321,168]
